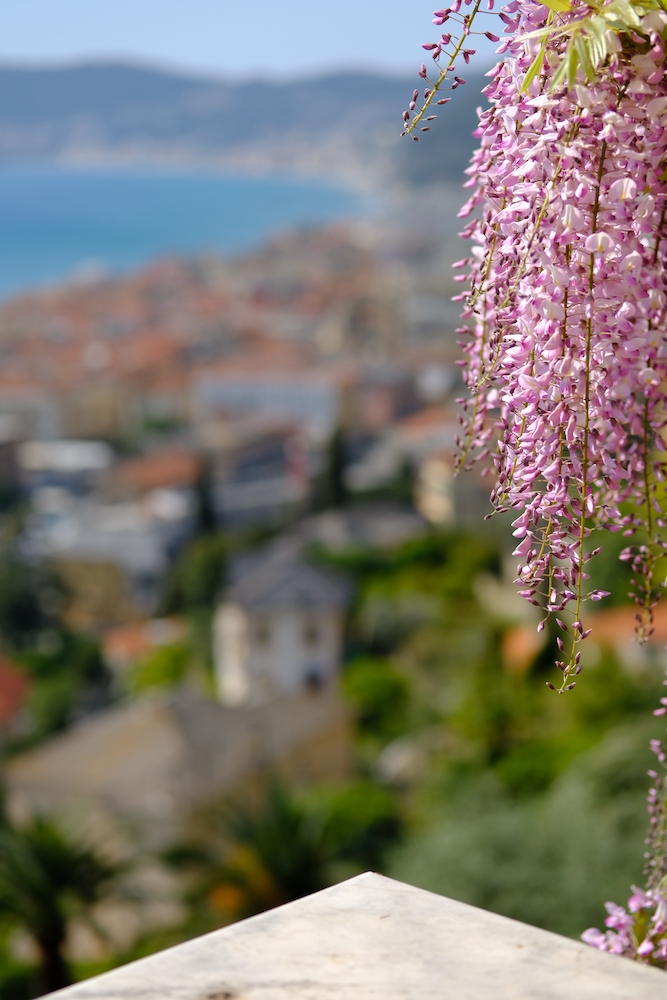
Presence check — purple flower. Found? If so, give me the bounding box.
[442,0,667,691]
[411,3,667,967]
[582,928,607,948]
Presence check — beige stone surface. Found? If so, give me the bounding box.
[48,872,667,999]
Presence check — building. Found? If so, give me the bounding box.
[5,687,352,953]
[0,380,63,440]
[0,415,22,500]
[23,493,194,627]
[205,421,310,528]
[18,439,114,496]
[344,406,456,494]
[48,872,664,1000]
[214,541,350,706]
[5,688,352,852]
[297,504,428,551]
[191,362,352,442]
[112,449,201,499]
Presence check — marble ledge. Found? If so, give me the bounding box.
[49,872,667,999]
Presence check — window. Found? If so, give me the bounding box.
[304,667,323,692]
[253,615,270,646]
[303,616,320,648]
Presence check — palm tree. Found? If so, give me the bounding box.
[166,782,327,928]
[0,814,119,995]
[221,782,327,911]
[167,780,403,930]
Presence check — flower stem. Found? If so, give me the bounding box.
[406,0,485,135]
[562,138,607,691]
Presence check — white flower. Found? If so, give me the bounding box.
[620,251,642,274]
[636,195,655,219]
[540,299,564,321]
[608,178,637,202]
[641,10,667,33]
[627,77,654,94]
[563,204,585,231]
[574,85,595,109]
[631,53,661,77]
[585,232,613,253]
[639,368,661,387]
[646,96,667,118]
[603,28,622,53]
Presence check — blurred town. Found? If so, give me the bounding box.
[0,215,666,995]
[0,219,475,988]
[0,101,665,1000]
[0,221,483,644]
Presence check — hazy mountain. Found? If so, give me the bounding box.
[0,62,488,188]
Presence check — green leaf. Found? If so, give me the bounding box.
[574,32,596,79]
[550,42,572,91]
[599,0,642,27]
[524,0,657,94]
[520,42,547,93]
[567,40,580,89]
[583,17,608,70]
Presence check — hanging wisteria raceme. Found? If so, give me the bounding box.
[581,889,667,965]
[404,0,667,972]
[401,0,502,142]
[582,671,667,967]
[422,1,667,692]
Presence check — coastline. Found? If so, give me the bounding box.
[0,165,376,300]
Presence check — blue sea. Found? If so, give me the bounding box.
[0,166,365,299]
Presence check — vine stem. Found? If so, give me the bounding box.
[405,0,485,135]
[456,290,488,473]
[634,202,667,638]
[636,393,663,643]
[561,138,607,691]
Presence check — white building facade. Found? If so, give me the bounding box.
[213,544,349,706]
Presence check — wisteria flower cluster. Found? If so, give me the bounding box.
[408,0,667,693]
[582,672,667,966]
[405,0,667,974]
[581,888,667,965]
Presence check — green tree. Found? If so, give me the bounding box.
[128,643,189,693]
[320,427,348,509]
[194,457,217,534]
[17,632,109,745]
[168,783,326,927]
[162,534,227,614]
[0,557,63,652]
[308,780,403,873]
[0,814,120,995]
[343,657,410,742]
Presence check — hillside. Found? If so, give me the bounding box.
[0,62,488,188]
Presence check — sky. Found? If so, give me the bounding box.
[0,1,500,79]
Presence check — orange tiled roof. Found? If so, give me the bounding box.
[397,407,455,436]
[589,602,667,645]
[0,657,29,726]
[119,450,201,493]
[102,618,184,666]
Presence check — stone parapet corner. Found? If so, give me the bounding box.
[49,872,665,999]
